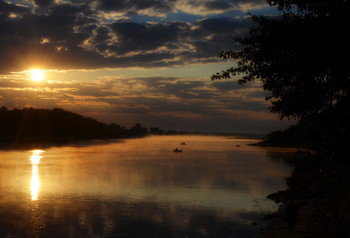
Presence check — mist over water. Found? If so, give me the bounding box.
[0,135,293,237]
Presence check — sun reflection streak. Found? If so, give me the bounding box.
[30,150,44,201]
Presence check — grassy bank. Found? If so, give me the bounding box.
[259,151,350,238]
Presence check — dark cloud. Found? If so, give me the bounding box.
[192,17,251,46]
[34,0,55,8]
[195,17,250,34]
[204,0,233,10]
[0,2,108,73]
[115,77,218,101]
[107,21,189,54]
[96,0,173,13]
[0,0,30,14]
[87,76,267,115]
[0,1,253,74]
[212,81,236,91]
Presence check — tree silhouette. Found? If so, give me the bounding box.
[212,0,349,118]
[212,0,350,160]
[0,107,150,147]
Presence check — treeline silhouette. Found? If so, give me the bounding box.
[257,106,350,162]
[212,0,350,236]
[0,107,180,148]
[212,0,350,164]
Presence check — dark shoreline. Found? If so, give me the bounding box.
[259,150,350,238]
[0,137,129,150]
[0,133,262,151]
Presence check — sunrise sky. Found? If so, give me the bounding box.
[0,0,294,133]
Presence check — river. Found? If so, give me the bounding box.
[0,135,294,238]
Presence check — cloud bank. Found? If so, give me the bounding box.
[0,0,259,73]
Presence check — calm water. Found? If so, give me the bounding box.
[0,135,294,238]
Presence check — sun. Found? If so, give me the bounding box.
[29,69,45,82]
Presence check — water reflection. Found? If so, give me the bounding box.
[30,150,44,201]
[0,136,293,238]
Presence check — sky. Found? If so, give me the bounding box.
[0,0,294,134]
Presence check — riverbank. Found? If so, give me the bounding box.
[259,151,350,238]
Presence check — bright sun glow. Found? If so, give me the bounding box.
[31,165,40,201]
[30,69,45,82]
[30,150,44,201]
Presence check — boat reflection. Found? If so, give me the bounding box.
[30,150,44,201]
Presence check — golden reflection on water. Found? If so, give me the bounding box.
[0,136,294,238]
[30,150,44,201]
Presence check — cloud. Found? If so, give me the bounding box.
[0,0,30,14]
[0,73,292,133]
[95,0,174,16]
[0,72,265,113]
[171,0,268,15]
[0,1,253,74]
[108,21,188,54]
[34,0,55,8]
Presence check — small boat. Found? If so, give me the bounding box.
[173,148,183,152]
[180,142,186,145]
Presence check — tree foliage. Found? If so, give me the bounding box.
[212,0,350,119]
[0,107,149,147]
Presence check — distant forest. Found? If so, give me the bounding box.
[0,107,181,148]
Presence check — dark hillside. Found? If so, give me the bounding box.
[0,107,129,147]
